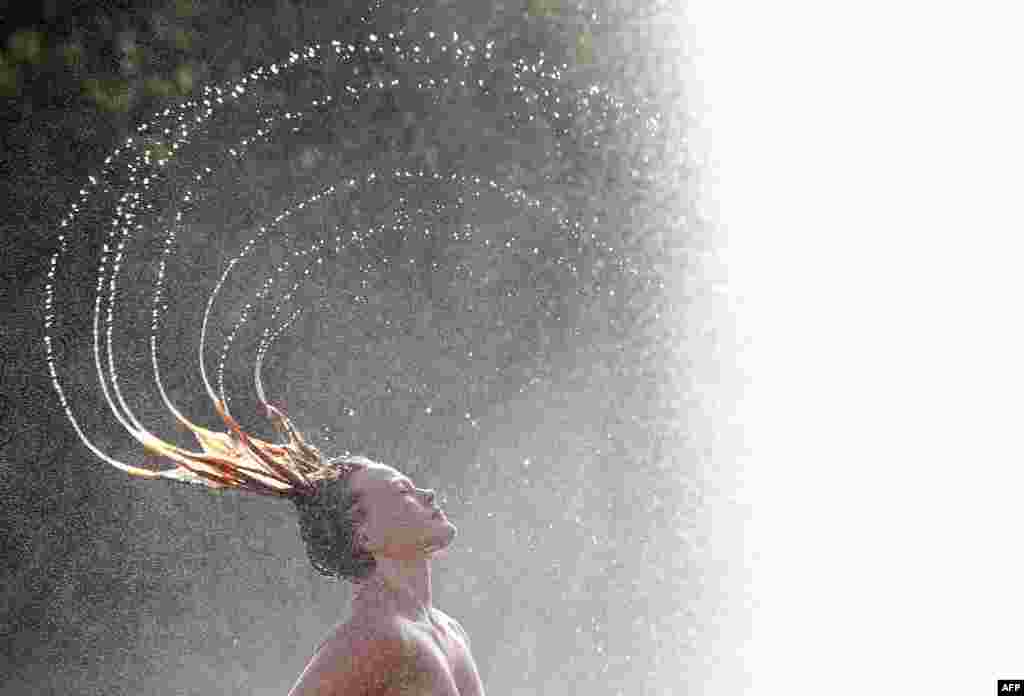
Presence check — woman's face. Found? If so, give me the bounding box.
[350,463,456,559]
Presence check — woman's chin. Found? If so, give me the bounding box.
[424,522,457,555]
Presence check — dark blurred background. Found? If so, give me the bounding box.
[0,1,742,695]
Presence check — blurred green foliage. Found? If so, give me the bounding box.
[0,51,19,97]
[575,29,594,65]
[61,42,84,70]
[1,5,200,114]
[2,1,597,114]
[527,0,561,18]
[526,0,594,66]
[8,30,43,65]
[144,139,176,162]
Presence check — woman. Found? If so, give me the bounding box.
[117,400,485,695]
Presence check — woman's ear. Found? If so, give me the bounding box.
[357,527,375,554]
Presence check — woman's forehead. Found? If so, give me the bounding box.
[354,463,407,487]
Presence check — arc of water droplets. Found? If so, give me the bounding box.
[43,21,663,483]
[229,169,571,419]
[207,191,336,421]
[173,28,645,431]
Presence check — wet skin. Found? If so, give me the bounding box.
[288,463,485,695]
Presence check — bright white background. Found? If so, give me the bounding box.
[687,1,1024,693]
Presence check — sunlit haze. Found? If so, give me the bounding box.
[689,0,1024,693]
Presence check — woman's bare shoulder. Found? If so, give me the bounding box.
[322,613,408,658]
[288,617,409,696]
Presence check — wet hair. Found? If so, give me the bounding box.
[290,455,378,583]
[99,391,381,582]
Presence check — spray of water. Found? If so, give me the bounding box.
[42,6,664,490]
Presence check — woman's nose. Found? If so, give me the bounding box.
[423,489,436,505]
